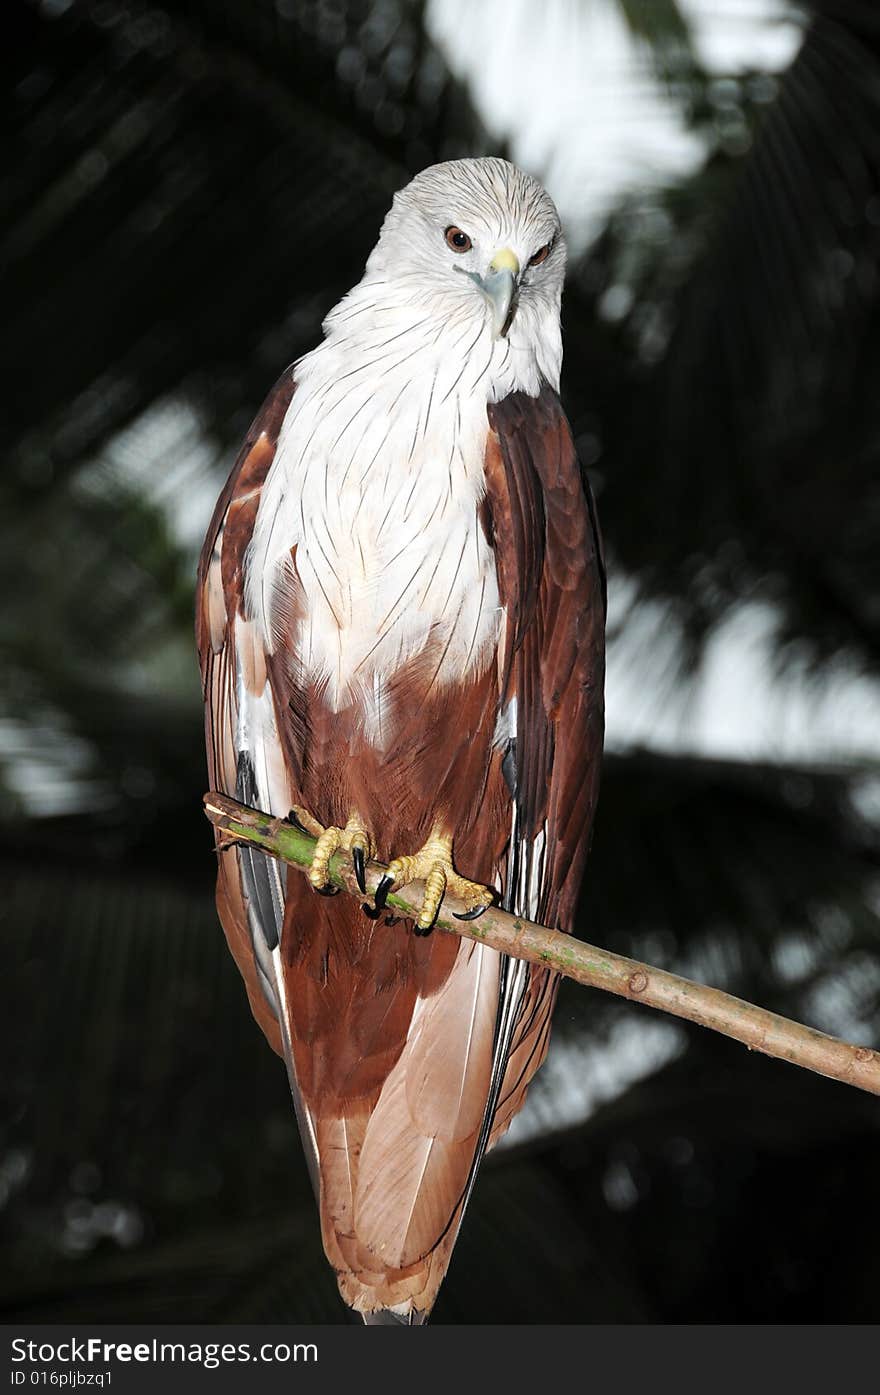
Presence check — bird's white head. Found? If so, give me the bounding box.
[326,157,566,396]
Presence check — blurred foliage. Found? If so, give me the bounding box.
[565,2,880,669]
[615,0,702,88]
[1,0,879,1324]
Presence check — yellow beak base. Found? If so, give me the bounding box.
[488,247,521,276]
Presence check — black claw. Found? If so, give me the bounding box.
[415,899,441,937]
[288,809,310,834]
[315,883,339,897]
[372,874,394,914]
[352,846,366,894]
[361,873,394,921]
[453,903,490,922]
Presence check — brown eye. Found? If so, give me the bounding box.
[529,242,552,267]
[445,226,472,253]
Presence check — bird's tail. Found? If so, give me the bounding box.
[359,1309,429,1327]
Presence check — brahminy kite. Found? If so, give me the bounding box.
[196,157,605,1323]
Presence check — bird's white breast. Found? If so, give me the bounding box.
[246,288,547,744]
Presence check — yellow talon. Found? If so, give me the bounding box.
[290,807,374,893]
[289,805,326,840]
[310,825,342,889]
[382,828,494,932]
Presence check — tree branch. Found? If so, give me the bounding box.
[204,791,880,1097]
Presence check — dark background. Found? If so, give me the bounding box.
[2,0,879,1324]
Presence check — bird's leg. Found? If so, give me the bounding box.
[289,806,374,896]
[364,826,495,935]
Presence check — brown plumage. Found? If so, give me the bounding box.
[195,157,605,1322]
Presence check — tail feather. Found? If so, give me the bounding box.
[359,1308,429,1327]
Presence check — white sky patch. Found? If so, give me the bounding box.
[427,0,803,251]
[682,0,804,73]
[78,395,224,556]
[498,1015,684,1148]
[0,717,109,817]
[606,577,880,765]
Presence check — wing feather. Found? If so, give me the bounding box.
[483,384,605,1146]
[195,367,322,1176]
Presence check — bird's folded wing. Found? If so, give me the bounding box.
[483,385,606,1148]
[195,368,323,1182]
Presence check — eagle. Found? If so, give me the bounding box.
[196,157,605,1323]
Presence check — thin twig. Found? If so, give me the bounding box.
[204,791,880,1097]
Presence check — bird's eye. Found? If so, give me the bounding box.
[529,242,552,267]
[445,226,472,253]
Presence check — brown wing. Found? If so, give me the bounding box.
[483,384,606,1143]
[195,366,297,1061]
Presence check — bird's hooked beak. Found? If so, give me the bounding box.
[476,247,520,339]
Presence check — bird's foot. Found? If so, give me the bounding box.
[363,828,494,935]
[289,806,374,896]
